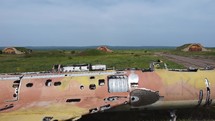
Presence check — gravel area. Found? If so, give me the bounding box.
[156,52,215,69]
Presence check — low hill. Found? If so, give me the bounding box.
[3,47,32,54]
[176,43,208,52]
[97,46,113,53]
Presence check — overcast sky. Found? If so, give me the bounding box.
[0,0,215,47]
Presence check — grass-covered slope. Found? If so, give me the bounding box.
[78,49,107,56]
[176,44,190,50]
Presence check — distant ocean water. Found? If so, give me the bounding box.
[0,46,176,50]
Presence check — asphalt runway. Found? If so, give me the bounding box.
[156,52,215,68]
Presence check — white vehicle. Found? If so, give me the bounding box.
[62,64,90,72]
[91,65,106,71]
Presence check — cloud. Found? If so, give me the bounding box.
[0,0,215,46]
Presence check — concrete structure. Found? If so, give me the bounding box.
[97,46,113,53]
[2,47,32,54]
[177,43,209,52]
[2,47,24,54]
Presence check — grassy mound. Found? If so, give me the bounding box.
[79,49,107,56]
[176,44,190,50]
[15,47,32,54]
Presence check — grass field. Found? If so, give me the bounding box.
[0,49,184,73]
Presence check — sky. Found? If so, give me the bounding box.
[0,0,215,47]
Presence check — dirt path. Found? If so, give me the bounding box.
[156,52,215,68]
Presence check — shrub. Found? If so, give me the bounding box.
[79,49,106,56]
[71,51,76,54]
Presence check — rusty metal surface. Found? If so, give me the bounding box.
[1,68,215,121]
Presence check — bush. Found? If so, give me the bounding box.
[68,56,73,59]
[79,49,106,56]
[71,51,76,54]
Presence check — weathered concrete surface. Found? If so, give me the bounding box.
[156,52,215,68]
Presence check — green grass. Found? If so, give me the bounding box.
[0,49,184,73]
[6,47,214,73]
